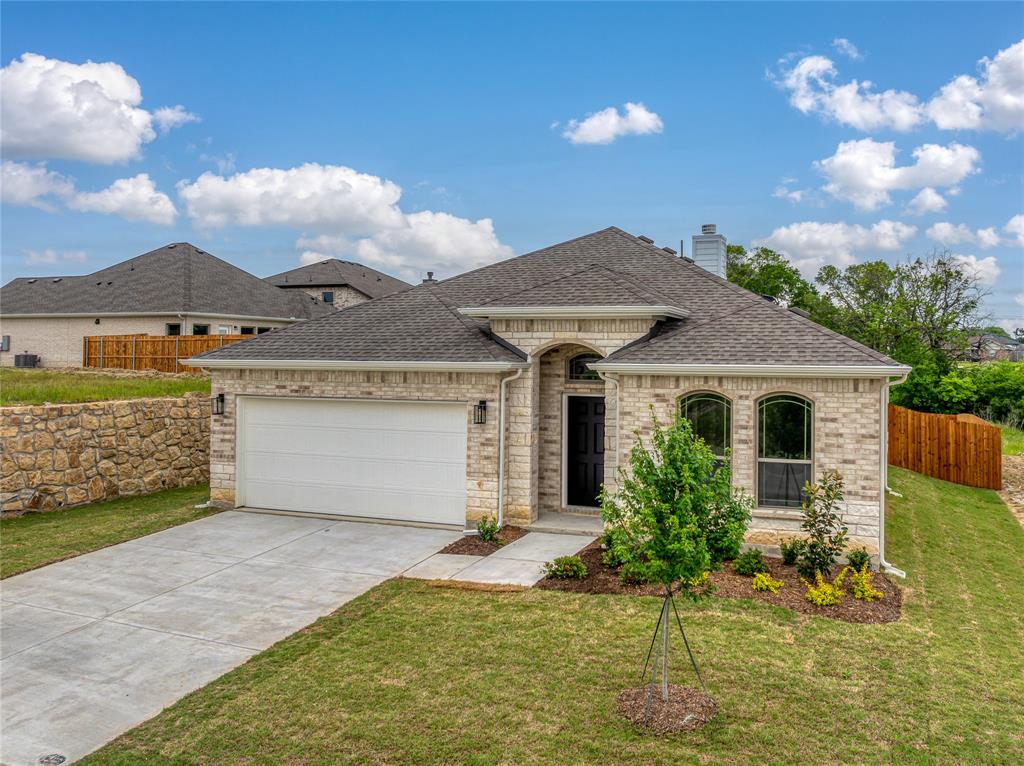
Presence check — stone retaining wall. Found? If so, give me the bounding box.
[1,393,210,515]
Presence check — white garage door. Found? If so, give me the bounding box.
[238,397,468,526]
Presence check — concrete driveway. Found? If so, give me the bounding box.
[0,511,459,766]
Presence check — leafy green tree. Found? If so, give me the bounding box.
[726,245,820,311]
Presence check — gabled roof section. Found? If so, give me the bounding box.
[479,265,673,308]
[264,258,411,299]
[1,243,333,320]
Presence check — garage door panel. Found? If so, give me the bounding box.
[239,398,468,525]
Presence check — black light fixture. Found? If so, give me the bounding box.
[473,400,487,425]
[212,393,225,416]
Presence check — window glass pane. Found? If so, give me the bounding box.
[165,323,181,336]
[322,291,334,304]
[192,324,209,336]
[568,354,601,381]
[759,396,811,460]
[679,393,730,457]
[757,461,811,508]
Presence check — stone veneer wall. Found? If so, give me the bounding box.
[1,393,210,515]
[209,368,503,522]
[615,374,884,552]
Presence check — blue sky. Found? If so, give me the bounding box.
[2,2,1022,330]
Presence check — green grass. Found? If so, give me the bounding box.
[0,368,210,406]
[1001,424,1024,456]
[81,467,1024,766]
[0,485,215,578]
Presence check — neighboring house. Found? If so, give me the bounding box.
[264,258,411,310]
[966,333,1022,362]
[0,243,334,367]
[190,226,909,560]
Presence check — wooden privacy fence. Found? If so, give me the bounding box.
[83,334,249,373]
[888,404,1002,490]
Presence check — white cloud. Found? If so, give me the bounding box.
[926,40,1024,133]
[177,163,406,231]
[0,160,74,210]
[199,152,237,175]
[560,102,663,145]
[904,187,947,216]
[24,248,87,266]
[816,139,980,210]
[950,254,1001,285]
[754,219,917,275]
[775,54,923,131]
[1015,292,1024,307]
[67,174,177,224]
[832,38,863,61]
[0,52,196,163]
[925,222,1001,249]
[153,105,199,133]
[772,183,804,203]
[1004,214,1024,247]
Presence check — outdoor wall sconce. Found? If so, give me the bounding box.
[212,393,225,416]
[473,400,487,425]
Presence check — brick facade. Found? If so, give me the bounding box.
[290,285,369,310]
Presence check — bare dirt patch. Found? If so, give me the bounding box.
[537,541,902,624]
[1000,455,1024,529]
[617,684,717,734]
[439,525,528,555]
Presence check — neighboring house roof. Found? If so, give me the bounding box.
[0,243,334,320]
[193,226,906,372]
[264,259,411,299]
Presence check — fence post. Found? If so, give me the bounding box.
[98,337,104,369]
[132,335,137,370]
[175,336,180,373]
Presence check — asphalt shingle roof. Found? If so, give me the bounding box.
[195,226,903,368]
[1,243,333,320]
[264,259,411,299]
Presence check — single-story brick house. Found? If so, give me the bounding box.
[189,226,909,563]
[265,258,411,310]
[0,243,335,367]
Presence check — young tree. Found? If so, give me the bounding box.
[602,412,752,704]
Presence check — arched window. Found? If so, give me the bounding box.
[757,394,813,508]
[567,353,601,381]
[678,392,731,460]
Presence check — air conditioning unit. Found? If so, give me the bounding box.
[14,354,40,368]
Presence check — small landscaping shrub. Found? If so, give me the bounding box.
[732,549,769,576]
[543,555,588,579]
[779,538,804,566]
[796,470,849,579]
[476,514,500,544]
[751,572,783,593]
[599,528,627,568]
[845,547,871,572]
[802,568,848,606]
[849,563,883,601]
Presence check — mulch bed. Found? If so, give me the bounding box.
[439,525,528,556]
[617,684,717,734]
[537,541,902,624]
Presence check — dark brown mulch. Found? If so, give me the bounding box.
[439,525,528,556]
[537,541,903,624]
[617,684,717,734]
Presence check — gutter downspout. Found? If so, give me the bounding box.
[494,366,525,531]
[878,372,910,578]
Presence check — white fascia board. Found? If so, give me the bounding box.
[0,312,304,321]
[588,362,913,378]
[458,305,688,320]
[184,358,530,373]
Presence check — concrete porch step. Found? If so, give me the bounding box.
[528,511,603,536]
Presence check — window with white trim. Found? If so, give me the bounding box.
[678,392,731,460]
[567,353,601,381]
[757,394,813,508]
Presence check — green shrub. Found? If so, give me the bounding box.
[476,515,500,544]
[599,528,627,568]
[796,470,849,579]
[802,568,848,606]
[845,547,871,571]
[849,564,883,601]
[752,571,783,593]
[732,548,769,576]
[543,555,588,579]
[779,538,804,566]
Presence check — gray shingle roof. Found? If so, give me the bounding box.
[264,259,411,299]
[1,243,334,320]
[195,226,903,369]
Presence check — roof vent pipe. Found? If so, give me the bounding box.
[692,224,727,278]
[422,271,438,284]
[679,241,693,261]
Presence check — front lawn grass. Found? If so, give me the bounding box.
[0,368,210,406]
[0,484,214,578]
[1001,424,1024,456]
[82,468,1024,766]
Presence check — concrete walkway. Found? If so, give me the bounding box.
[0,511,459,766]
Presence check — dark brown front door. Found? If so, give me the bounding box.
[566,396,605,507]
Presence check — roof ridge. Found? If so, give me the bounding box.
[426,286,519,362]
